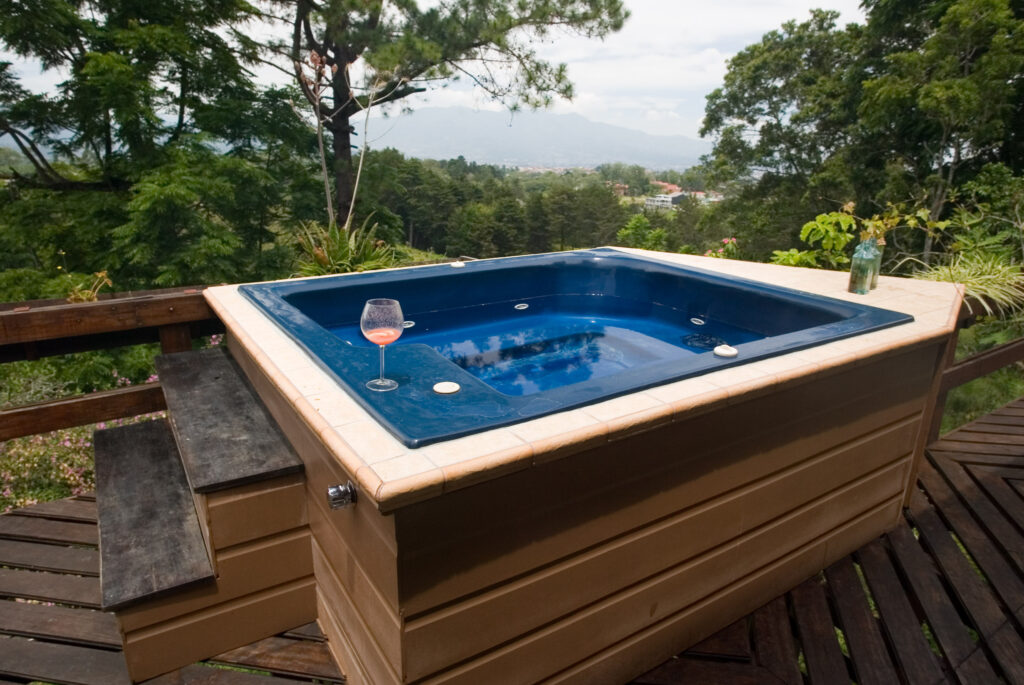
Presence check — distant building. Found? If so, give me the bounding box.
[644,189,725,210]
[645,192,686,210]
[650,181,682,194]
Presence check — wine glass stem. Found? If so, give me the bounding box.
[378,344,386,383]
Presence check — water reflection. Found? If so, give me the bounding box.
[434,324,675,396]
[327,304,762,397]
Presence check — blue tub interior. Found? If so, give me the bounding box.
[240,249,913,447]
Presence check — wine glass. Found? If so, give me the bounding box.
[361,299,404,391]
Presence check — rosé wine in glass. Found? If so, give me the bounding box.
[360,299,404,391]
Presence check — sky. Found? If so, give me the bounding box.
[396,0,867,139]
[2,0,866,142]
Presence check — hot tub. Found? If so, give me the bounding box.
[206,248,962,685]
[239,249,912,446]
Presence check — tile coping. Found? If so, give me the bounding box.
[204,247,964,513]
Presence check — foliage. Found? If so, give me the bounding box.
[795,208,857,268]
[0,0,262,190]
[616,215,667,251]
[295,220,396,276]
[769,248,821,268]
[704,237,740,259]
[860,0,1024,228]
[0,0,322,288]
[916,252,1024,316]
[596,163,651,196]
[700,0,1024,260]
[66,271,112,303]
[0,363,163,513]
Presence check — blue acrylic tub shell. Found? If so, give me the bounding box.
[240,249,913,447]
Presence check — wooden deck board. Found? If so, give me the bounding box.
[94,419,214,610]
[4,394,1024,685]
[823,557,900,685]
[155,348,303,494]
[0,598,121,647]
[0,538,98,575]
[209,636,343,681]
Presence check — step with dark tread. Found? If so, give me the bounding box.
[94,419,213,610]
[155,348,302,494]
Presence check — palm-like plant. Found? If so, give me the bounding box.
[295,219,396,276]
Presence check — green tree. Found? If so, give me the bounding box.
[699,10,865,257]
[0,0,261,191]
[0,2,323,287]
[699,0,1024,261]
[282,0,628,226]
[616,214,667,251]
[860,0,1024,259]
[492,195,528,256]
[446,202,497,258]
[524,192,552,254]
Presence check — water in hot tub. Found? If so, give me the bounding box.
[329,297,761,396]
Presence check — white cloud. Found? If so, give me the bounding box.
[513,0,865,138]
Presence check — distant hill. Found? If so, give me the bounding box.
[367,107,711,170]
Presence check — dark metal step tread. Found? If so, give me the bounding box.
[94,419,214,611]
[155,348,302,494]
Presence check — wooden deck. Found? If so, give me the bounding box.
[2,402,1024,684]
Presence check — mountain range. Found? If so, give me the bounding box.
[366,107,711,170]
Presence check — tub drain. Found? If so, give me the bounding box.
[681,333,726,350]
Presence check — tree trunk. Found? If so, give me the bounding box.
[329,115,354,229]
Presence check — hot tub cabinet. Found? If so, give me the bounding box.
[206,249,963,684]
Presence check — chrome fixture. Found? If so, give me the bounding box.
[327,482,357,509]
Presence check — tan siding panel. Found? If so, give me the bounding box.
[308,490,403,664]
[206,473,307,549]
[403,418,916,678]
[117,528,312,632]
[313,538,403,684]
[123,576,316,682]
[547,498,901,685]
[396,354,931,615]
[422,465,905,684]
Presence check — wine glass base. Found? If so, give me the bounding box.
[366,378,398,392]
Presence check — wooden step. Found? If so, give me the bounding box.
[155,348,302,494]
[94,419,214,611]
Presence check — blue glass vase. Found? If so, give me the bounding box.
[870,238,884,289]
[848,238,879,295]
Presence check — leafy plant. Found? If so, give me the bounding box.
[914,252,1024,317]
[770,248,821,267]
[295,220,396,276]
[616,215,668,251]
[705,237,740,259]
[66,271,113,303]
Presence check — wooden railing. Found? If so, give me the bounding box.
[0,287,223,441]
[0,288,1021,445]
[926,302,1024,442]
